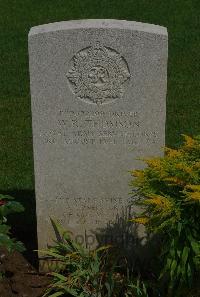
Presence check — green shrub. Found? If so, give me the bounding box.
[41,220,149,297]
[130,135,200,292]
[0,194,25,252]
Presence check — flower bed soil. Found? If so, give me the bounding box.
[0,249,50,297]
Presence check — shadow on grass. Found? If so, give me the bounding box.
[0,189,39,268]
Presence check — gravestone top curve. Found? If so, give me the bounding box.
[29,19,167,36]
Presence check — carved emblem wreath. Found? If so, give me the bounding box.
[67,42,130,105]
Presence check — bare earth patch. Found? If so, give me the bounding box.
[0,249,50,297]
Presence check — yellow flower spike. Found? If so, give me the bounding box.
[185,184,200,192]
[176,163,193,174]
[186,191,200,201]
[164,147,182,158]
[182,134,197,147]
[145,158,162,169]
[129,217,149,225]
[131,169,145,178]
[144,195,173,211]
[163,176,185,186]
[194,161,200,169]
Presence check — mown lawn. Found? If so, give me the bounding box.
[0,0,200,190]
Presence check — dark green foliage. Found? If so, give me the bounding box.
[130,135,200,294]
[0,194,25,252]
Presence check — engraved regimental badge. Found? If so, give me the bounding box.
[67,42,130,105]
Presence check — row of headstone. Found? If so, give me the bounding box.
[28,19,168,262]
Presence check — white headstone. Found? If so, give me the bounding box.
[28,19,168,255]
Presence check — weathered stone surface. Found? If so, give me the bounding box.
[28,19,168,252]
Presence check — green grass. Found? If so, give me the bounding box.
[0,0,200,190]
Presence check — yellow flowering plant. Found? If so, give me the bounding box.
[130,135,200,292]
